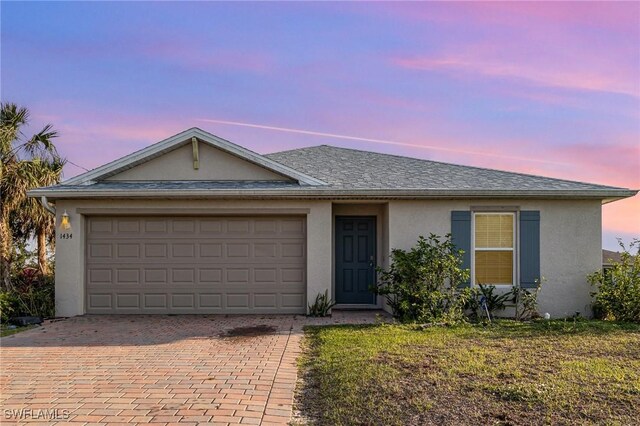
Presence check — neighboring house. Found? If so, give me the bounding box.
[602,249,623,269]
[29,128,637,318]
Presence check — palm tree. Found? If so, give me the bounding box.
[1,103,65,289]
[11,159,64,275]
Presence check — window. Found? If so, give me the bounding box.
[473,212,515,286]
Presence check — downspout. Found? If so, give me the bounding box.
[40,196,56,215]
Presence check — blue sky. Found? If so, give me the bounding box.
[2,1,639,249]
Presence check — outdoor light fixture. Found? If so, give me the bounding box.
[60,210,71,230]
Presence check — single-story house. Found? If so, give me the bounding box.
[602,249,623,268]
[29,128,637,318]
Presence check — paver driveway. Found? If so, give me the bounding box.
[1,312,385,425]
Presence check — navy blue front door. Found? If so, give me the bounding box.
[335,216,376,304]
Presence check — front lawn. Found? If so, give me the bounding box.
[0,324,35,337]
[296,320,640,425]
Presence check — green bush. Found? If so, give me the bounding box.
[2,269,55,321]
[509,281,543,321]
[0,291,17,323]
[374,234,470,324]
[465,284,510,319]
[588,239,640,323]
[308,290,336,317]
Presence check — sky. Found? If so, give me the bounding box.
[2,1,639,250]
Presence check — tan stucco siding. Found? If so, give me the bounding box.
[53,198,602,318]
[53,199,331,317]
[388,199,602,318]
[105,143,292,181]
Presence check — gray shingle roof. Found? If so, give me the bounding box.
[30,143,637,200]
[265,145,627,192]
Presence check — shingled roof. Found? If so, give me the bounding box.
[29,129,637,201]
[266,145,628,192]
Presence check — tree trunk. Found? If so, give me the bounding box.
[37,228,48,275]
[0,218,13,290]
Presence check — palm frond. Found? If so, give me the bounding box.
[24,124,60,159]
[0,103,29,160]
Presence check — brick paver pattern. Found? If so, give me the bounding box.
[1,311,386,425]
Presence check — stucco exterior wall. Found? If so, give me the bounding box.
[53,197,602,318]
[53,199,331,317]
[388,199,602,318]
[105,143,291,181]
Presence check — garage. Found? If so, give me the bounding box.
[85,216,307,314]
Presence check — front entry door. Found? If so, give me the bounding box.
[335,216,376,305]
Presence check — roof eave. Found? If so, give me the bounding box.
[28,188,639,201]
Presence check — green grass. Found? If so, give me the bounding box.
[296,320,640,426]
[0,324,35,337]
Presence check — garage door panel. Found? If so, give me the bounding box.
[199,293,222,308]
[116,269,139,283]
[172,244,195,257]
[145,243,168,258]
[171,219,196,233]
[226,293,250,308]
[254,293,277,308]
[200,243,223,257]
[88,268,112,284]
[88,266,304,285]
[282,293,305,308]
[116,294,140,309]
[117,243,140,258]
[89,293,112,309]
[281,218,305,233]
[86,216,306,314]
[199,268,222,282]
[255,268,277,283]
[144,293,167,309]
[172,269,195,283]
[117,219,140,233]
[171,294,195,308]
[90,219,114,234]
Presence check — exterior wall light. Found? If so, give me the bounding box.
[60,210,71,230]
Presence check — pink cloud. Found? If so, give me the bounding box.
[603,198,640,235]
[371,2,639,38]
[393,55,639,98]
[372,2,639,99]
[30,101,192,178]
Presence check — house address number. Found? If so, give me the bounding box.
[59,233,73,239]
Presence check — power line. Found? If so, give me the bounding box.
[65,159,90,172]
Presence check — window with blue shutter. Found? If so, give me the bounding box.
[473,212,516,286]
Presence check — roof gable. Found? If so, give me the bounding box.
[105,142,290,182]
[63,128,326,186]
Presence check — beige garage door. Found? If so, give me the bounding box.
[86,216,306,314]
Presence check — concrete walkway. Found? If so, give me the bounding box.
[1,311,387,425]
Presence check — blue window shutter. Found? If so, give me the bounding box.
[451,211,471,287]
[520,211,540,289]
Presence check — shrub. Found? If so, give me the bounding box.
[588,239,640,323]
[4,268,55,319]
[0,291,17,323]
[510,280,543,321]
[466,284,510,319]
[308,290,336,317]
[374,234,470,324]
